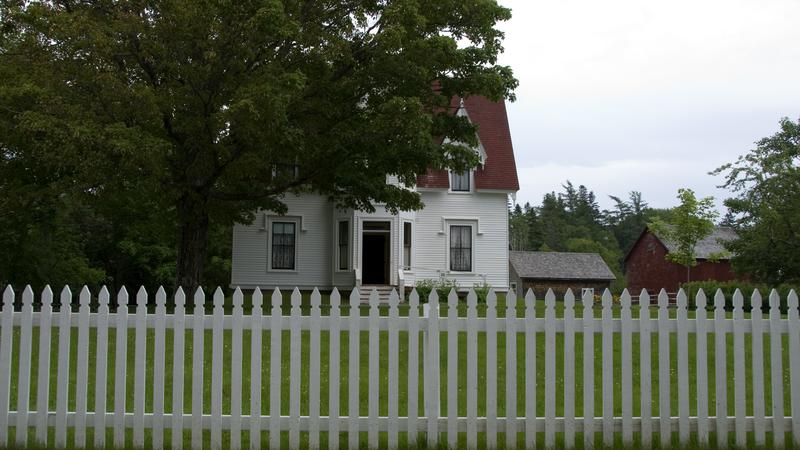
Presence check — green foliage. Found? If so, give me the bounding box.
[0,0,517,289]
[414,278,460,302]
[712,117,800,284]
[472,281,492,303]
[681,280,797,313]
[648,188,719,275]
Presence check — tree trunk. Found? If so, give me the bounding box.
[176,193,210,294]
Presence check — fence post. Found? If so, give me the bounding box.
[486,289,498,449]
[638,289,652,446]
[387,289,400,450]
[544,289,556,448]
[695,290,709,445]
[269,288,283,450]
[407,290,421,445]
[36,286,54,446]
[191,287,205,450]
[583,289,596,448]
[0,286,13,447]
[16,286,34,447]
[133,287,148,448]
[75,286,92,448]
[249,288,263,450]
[788,290,800,445]
[446,289,458,449]
[769,289,785,446]
[211,288,225,450]
[309,288,322,449]
[732,289,747,447]
[54,286,71,448]
[620,290,633,445]
[328,288,341,450]
[347,288,360,450]
[713,289,728,445]
[172,288,187,450]
[113,287,129,448]
[676,289,690,444]
[153,287,167,449]
[426,290,441,448]
[751,290,766,445]
[505,289,518,448]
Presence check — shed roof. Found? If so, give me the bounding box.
[509,251,616,281]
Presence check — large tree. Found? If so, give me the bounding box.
[0,1,516,290]
[712,117,800,284]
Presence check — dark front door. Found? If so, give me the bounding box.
[362,233,388,284]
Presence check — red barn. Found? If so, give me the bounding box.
[623,226,740,294]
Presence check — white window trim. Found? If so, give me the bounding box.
[448,169,473,194]
[402,220,414,272]
[335,219,352,272]
[446,221,476,274]
[267,216,300,273]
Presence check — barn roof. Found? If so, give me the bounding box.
[509,251,616,281]
[658,226,737,259]
[417,95,519,191]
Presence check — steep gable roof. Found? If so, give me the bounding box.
[510,251,616,281]
[624,226,737,262]
[417,95,519,191]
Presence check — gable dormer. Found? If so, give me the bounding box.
[417,95,519,192]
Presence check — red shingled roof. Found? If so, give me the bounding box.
[417,96,519,191]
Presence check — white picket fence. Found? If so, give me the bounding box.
[0,285,799,450]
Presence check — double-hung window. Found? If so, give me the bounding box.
[403,222,412,269]
[271,222,296,270]
[338,221,349,270]
[451,171,470,192]
[449,225,472,272]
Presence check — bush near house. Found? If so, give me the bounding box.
[414,278,460,302]
[681,280,798,312]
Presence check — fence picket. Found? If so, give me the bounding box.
[172,288,187,450]
[407,290,420,445]
[447,289,458,449]
[486,289,498,449]
[619,290,632,444]
[35,286,54,446]
[249,288,263,450]
[505,289,518,448]
[713,289,728,445]
[466,290,478,449]
[309,288,322,449]
[270,288,283,449]
[769,289,785,446]
[133,287,148,448]
[328,289,342,450]
[94,287,110,447]
[525,290,537,449]
[191,288,206,450]
[657,289,670,446]
[152,288,167,449]
[676,289,689,444]
[583,289,595,448]
[289,288,302,449]
[563,289,576,447]
[387,289,400,450]
[55,286,71,448]
[16,286,34,447]
[211,288,225,450]
[427,290,441,447]
[601,289,614,447]
[231,288,244,450]
[0,286,14,447]
[751,290,766,445]
[788,290,800,445]
[695,290,709,445]
[639,289,652,446]
[75,286,91,447]
[732,289,747,447]
[114,287,129,448]
[367,289,380,449]
[348,288,360,450]
[544,289,556,448]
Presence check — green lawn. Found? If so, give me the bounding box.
[3,295,796,449]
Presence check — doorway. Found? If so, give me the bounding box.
[362,221,390,285]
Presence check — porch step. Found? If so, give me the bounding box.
[358,285,400,304]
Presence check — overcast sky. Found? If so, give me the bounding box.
[496,0,800,211]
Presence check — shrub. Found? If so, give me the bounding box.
[414,278,460,302]
[680,280,798,312]
[472,281,492,304]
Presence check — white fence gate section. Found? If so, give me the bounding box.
[0,285,799,449]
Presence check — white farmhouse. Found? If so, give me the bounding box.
[230,96,519,297]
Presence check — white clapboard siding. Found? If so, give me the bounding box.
[0,284,796,450]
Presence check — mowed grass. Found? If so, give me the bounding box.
[3,293,796,449]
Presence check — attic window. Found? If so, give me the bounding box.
[451,171,470,192]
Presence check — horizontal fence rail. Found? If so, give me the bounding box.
[0,284,798,450]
